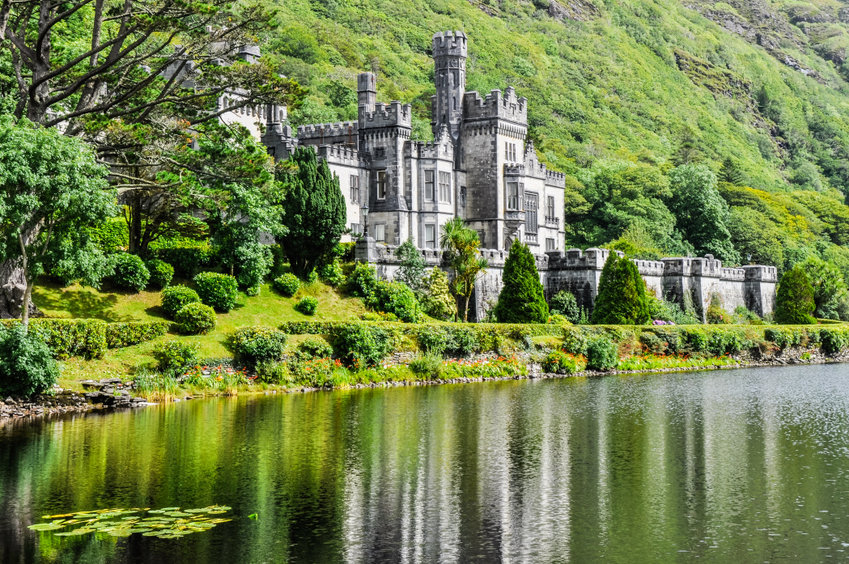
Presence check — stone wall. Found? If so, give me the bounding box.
[355,239,778,322]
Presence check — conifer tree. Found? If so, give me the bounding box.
[277,147,347,278]
[420,267,456,321]
[591,253,651,325]
[774,265,817,324]
[493,241,549,323]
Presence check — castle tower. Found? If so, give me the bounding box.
[358,72,377,116]
[431,31,467,140]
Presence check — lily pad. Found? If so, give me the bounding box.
[54,528,96,537]
[28,522,66,532]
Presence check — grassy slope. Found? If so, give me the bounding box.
[32,280,367,384]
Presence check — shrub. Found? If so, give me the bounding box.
[273,273,300,297]
[775,265,817,325]
[146,259,174,290]
[420,267,456,321]
[550,290,581,324]
[149,237,214,278]
[110,253,150,293]
[346,263,379,299]
[194,272,239,313]
[821,328,849,355]
[295,338,334,360]
[0,326,60,397]
[318,259,345,287]
[295,296,319,316]
[707,330,744,356]
[445,327,477,357]
[706,294,731,324]
[368,280,422,323]
[229,327,287,366]
[161,285,201,319]
[542,350,585,374]
[153,341,200,375]
[417,326,449,356]
[105,321,171,349]
[494,242,549,323]
[409,354,444,378]
[586,336,619,371]
[90,217,129,254]
[562,327,589,356]
[592,253,650,325]
[682,328,709,353]
[640,329,681,355]
[0,319,108,360]
[175,303,217,335]
[331,324,391,368]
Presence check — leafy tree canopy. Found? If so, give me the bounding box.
[774,265,817,325]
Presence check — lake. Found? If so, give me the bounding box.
[3,365,849,563]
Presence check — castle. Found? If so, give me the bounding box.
[219,31,777,321]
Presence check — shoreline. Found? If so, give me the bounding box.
[4,353,848,424]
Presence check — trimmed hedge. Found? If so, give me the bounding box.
[105,321,171,349]
[175,303,217,335]
[149,238,214,278]
[194,272,239,313]
[146,259,175,290]
[161,285,201,319]
[229,327,287,366]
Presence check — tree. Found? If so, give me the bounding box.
[0,119,114,325]
[440,218,488,322]
[394,239,425,294]
[668,164,740,263]
[493,241,548,323]
[799,256,849,320]
[419,267,455,321]
[774,265,816,324]
[591,253,650,325]
[718,157,746,186]
[277,147,346,278]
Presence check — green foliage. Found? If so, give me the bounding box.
[105,321,170,349]
[229,327,287,366]
[592,253,651,325]
[800,257,849,321]
[233,241,273,296]
[174,303,217,335]
[318,259,345,287]
[0,326,59,397]
[420,267,456,321]
[562,327,590,356]
[295,337,334,360]
[441,218,488,322]
[550,290,581,324]
[367,281,422,323]
[90,218,130,255]
[394,240,426,293]
[821,327,849,355]
[0,319,108,360]
[346,263,379,299]
[775,266,817,325]
[586,336,619,371]
[494,242,549,324]
[110,253,150,293]
[193,272,239,313]
[153,341,201,375]
[149,238,214,279]
[295,297,319,316]
[648,295,700,325]
[417,326,450,356]
[277,147,346,278]
[706,294,731,325]
[145,259,174,290]
[409,354,444,378]
[330,324,392,368]
[273,273,301,297]
[160,285,201,319]
[542,351,586,375]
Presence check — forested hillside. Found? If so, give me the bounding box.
[263,0,849,275]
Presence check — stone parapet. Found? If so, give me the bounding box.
[297,121,358,140]
[360,101,412,129]
[463,87,528,124]
[317,144,360,167]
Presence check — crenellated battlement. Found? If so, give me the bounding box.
[432,31,468,59]
[743,265,778,282]
[360,101,412,129]
[297,121,358,140]
[463,87,528,124]
[317,144,360,166]
[545,170,566,187]
[504,164,525,176]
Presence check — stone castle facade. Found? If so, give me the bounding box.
[220,31,777,321]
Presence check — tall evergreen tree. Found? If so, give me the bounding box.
[277,147,347,278]
[774,265,817,324]
[494,241,549,323]
[591,253,651,325]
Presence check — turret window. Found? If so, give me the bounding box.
[425,224,436,249]
[424,170,435,202]
[376,171,387,200]
[507,182,519,210]
[505,143,517,162]
[439,172,452,203]
[350,175,359,203]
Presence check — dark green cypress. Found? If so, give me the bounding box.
[591,253,651,325]
[277,147,347,279]
[774,265,817,324]
[494,241,549,323]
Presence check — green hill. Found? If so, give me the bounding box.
[262,0,849,273]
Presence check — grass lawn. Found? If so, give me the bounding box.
[32,279,368,384]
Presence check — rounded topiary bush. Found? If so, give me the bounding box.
[295,296,318,316]
[175,302,217,335]
[229,327,287,366]
[111,253,150,293]
[586,336,619,371]
[194,272,238,313]
[273,273,300,297]
[161,285,201,319]
[146,259,174,290]
[0,326,60,397]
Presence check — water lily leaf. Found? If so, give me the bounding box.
[73,513,98,519]
[54,528,96,537]
[164,511,192,518]
[41,513,76,519]
[28,523,65,531]
[105,529,133,537]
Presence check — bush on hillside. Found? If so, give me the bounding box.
[586,336,619,371]
[368,281,422,323]
[161,285,201,319]
[105,321,171,349]
[295,296,319,316]
[542,350,586,375]
[146,259,174,290]
[295,337,334,360]
[110,253,150,293]
[175,303,217,335]
[550,290,581,324]
[149,238,214,278]
[331,324,391,368]
[494,242,549,323]
[229,327,287,366]
[154,341,200,375]
[417,325,450,356]
[273,273,300,297]
[318,259,345,287]
[346,263,379,299]
[0,326,60,397]
[420,267,456,321]
[706,294,731,324]
[592,253,650,325]
[774,265,817,325]
[194,272,239,313]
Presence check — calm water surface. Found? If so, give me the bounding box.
[2,365,849,563]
